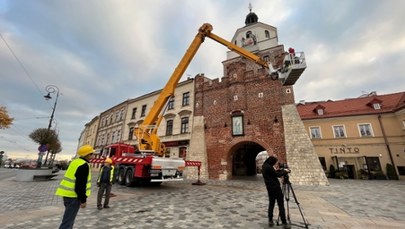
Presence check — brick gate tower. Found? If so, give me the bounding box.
[188,8,328,185]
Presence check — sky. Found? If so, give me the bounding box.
[1,0,405,161]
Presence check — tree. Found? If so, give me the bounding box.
[29,128,62,167]
[0,151,4,167]
[48,139,62,166]
[29,128,59,145]
[0,106,14,129]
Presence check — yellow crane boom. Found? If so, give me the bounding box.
[134,23,304,156]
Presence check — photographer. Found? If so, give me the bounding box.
[262,155,291,229]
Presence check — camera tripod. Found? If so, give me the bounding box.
[277,175,309,228]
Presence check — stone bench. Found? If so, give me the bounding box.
[16,168,56,182]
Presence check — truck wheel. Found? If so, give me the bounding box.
[125,170,134,187]
[118,169,126,185]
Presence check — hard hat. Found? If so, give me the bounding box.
[77,145,95,157]
[104,158,113,164]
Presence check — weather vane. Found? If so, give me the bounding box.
[249,2,252,12]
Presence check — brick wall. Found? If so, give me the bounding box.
[195,56,296,179]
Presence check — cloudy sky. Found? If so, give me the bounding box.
[1,0,404,160]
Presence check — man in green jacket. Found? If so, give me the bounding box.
[55,145,94,229]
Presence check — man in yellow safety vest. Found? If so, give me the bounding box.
[96,157,115,210]
[55,145,94,229]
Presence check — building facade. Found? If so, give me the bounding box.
[95,101,128,150]
[297,91,405,180]
[123,78,194,158]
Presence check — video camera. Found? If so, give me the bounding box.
[279,163,289,170]
[278,163,291,182]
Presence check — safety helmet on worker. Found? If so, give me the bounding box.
[77,145,95,157]
[104,158,113,164]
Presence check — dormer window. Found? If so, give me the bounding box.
[313,104,326,116]
[367,98,382,110]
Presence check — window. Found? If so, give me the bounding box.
[180,117,189,134]
[119,109,124,121]
[141,105,147,117]
[182,92,190,106]
[373,103,381,110]
[115,111,120,122]
[310,127,321,139]
[101,135,105,145]
[166,120,173,135]
[168,97,174,110]
[359,124,373,137]
[316,109,324,115]
[246,31,252,38]
[131,108,137,119]
[265,30,270,38]
[397,166,405,176]
[263,55,269,62]
[117,130,121,141]
[402,120,405,128]
[366,157,381,171]
[179,147,187,159]
[128,127,134,140]
[111,131,115,143]
[232,115,244,136]
[333,125,346,138]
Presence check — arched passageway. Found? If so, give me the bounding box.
[232,142,265,176]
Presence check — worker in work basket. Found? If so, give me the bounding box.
[97,158,115,210]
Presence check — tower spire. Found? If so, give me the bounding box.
[245,3,258,25]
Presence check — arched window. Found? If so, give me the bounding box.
[265,30,270,38]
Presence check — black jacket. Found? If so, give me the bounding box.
[262,158,287,188]
[74,157,90,203]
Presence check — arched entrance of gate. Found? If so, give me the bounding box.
[231,141,265,176]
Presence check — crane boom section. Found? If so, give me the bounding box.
[140,24,212,127]
[206,32,269,69]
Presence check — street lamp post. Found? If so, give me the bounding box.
[42,85,59,167]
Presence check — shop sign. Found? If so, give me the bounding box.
[329,147,360,155]
[164,140,189,147]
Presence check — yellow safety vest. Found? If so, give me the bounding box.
[97,165,115,183]
[55,158,91,198]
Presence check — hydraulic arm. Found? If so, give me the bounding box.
[134,23,286,156]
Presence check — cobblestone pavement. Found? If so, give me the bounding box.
[0,171,405,229]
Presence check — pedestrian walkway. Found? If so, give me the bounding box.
[0,172,404,228]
